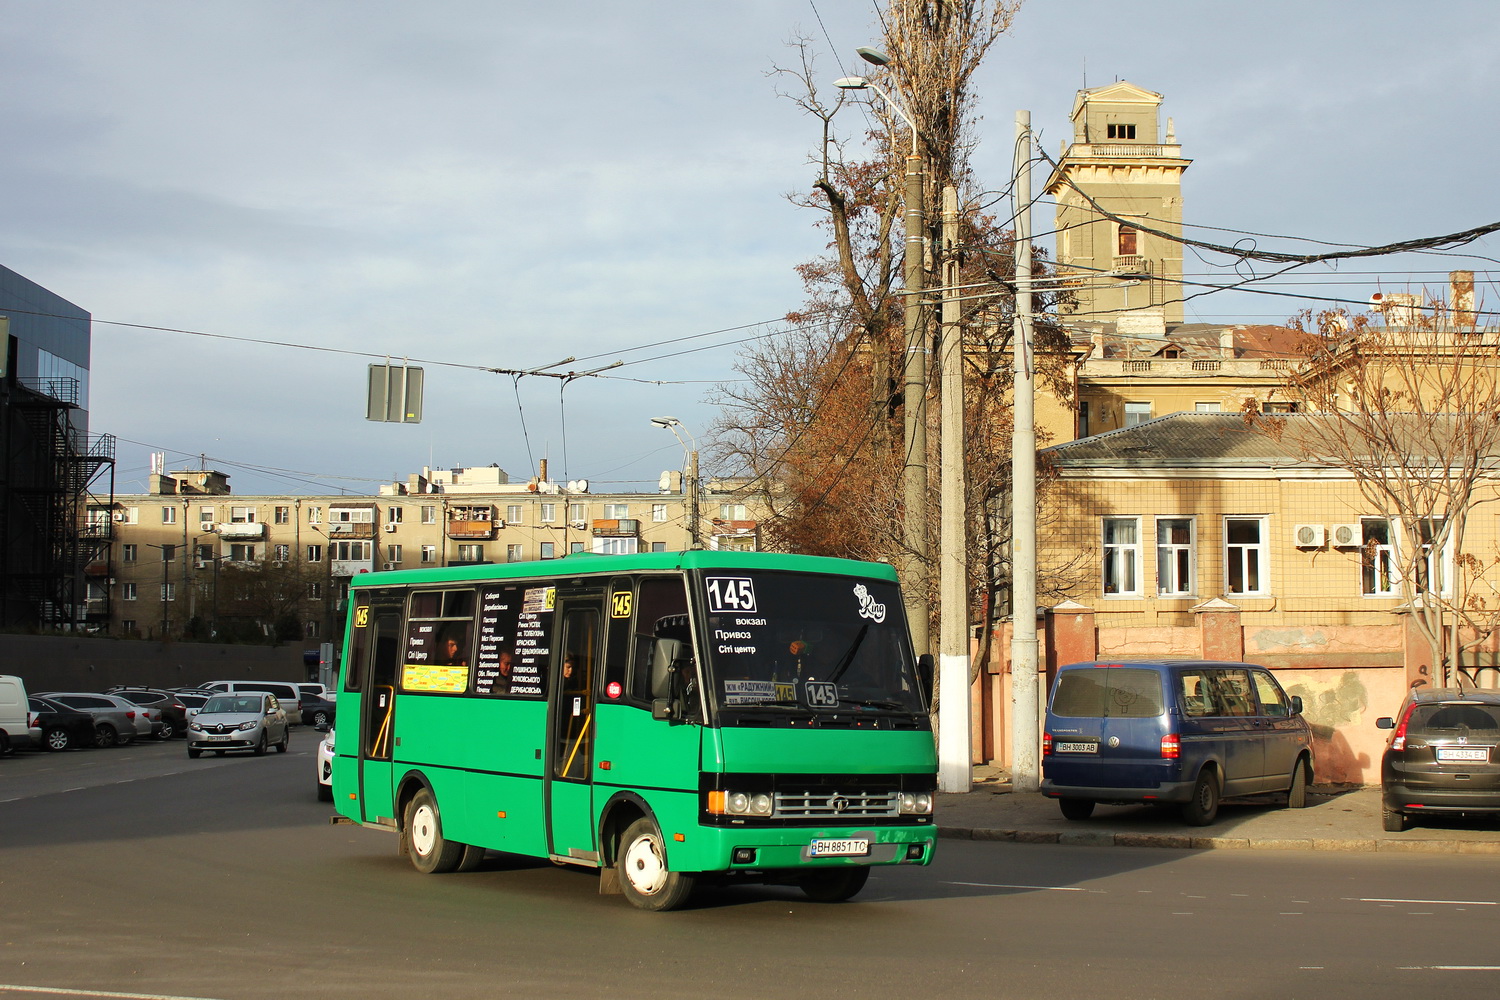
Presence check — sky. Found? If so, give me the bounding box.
[3,1,1498,497]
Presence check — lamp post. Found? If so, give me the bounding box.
[651,417,700,549]
[835,57,930,661]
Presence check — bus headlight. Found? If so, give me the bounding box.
[708,790,777,818]
[750,793,772,816]
[899,792,933,815]
[728,792,750,814]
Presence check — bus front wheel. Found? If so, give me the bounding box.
[799,866,870,903]
[403,789,465,874]
[617,817,695,911]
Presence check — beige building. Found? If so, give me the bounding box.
[100,463,759,643]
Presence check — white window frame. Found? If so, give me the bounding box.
[387,506,403,524]
[122,582,137,601]
[274,506,291,524]
[652,503,668,522]
[306,544,323,562]
[122,544,137,562]
[506,504,524,525]
[387,544,402,563]
[506,544,523,563]
[229,506,256,524]
[539,541,555,560]
[1225,516,1269,597]
[162,506,177,524]
[603,503,629,519]
[594,537,639,555]
[420,545,437,564]
[1101,517,1142,597]
[567,503,587,522]
[540,503,556,523]
[1361,517,1400,598]
[1123,402,1152,427]
[421,505,437,524]
[1155,517,1195,597]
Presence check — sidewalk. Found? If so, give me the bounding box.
[936,766,1500,854]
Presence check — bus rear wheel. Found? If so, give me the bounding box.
[798,866,870,903]
[403,789,465,874]
[617,817,695,911]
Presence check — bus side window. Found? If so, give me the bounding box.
[625,576,690,707]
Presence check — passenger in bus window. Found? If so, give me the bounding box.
[437,627,469,667]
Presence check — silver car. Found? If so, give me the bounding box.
[187,693,290,758]
[37,692,150,747]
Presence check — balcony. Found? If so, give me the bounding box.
[217,522,266,541]
[448,505,496,539]
[592,518,640,537]
[326,521,376,539]
[331,557,375,578]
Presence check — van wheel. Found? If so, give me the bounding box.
[1181,770,1220,826]
[403,789,464,874]
[1059,798,1096,821]
[1286,758,1310,809]
[1383,808,1409,833]
[617,817,695,911]
[799,867,870,902]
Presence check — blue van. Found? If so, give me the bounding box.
[1041,660,1314,825]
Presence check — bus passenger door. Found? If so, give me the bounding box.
[359,612,401,826]
[547,600,601,863]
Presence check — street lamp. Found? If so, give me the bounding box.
[651,417,700,549]
[834,53,931,661]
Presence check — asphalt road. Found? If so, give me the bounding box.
[4,734,1500,1000]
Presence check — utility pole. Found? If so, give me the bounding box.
[1010,111,1040,792]
[686,448,700,549]
[938,184,971,792]
[901,149,931,660]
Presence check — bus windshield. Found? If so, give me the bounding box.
[698,569,924,719]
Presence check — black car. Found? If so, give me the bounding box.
[106,687,191,739]
[27,696,97,751]
[299,694,336,728]
[1376,687,1500,831]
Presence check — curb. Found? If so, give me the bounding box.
[937,825,1500,854]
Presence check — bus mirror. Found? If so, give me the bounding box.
[916,653,934,709]
[652,698,674,721]
[650,638,685,700]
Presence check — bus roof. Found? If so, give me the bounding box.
[347,549,899,591]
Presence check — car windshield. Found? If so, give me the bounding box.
[1412,702,1500,734]
[203,696,261,714]
[697,570,924,719]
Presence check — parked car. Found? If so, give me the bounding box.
[176,692,212,725]
[1041,660,1315,825]
[1376,687,1500,832]
[201,680,306,722]
[316,728,335,801]
[106,687,190,739]
[34,692,148,747]
[299,693,336,728]
[187,692,290,757]
[27,696,97,751]
[298,683,331,701]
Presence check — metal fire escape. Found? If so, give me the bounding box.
[3,376,116,630]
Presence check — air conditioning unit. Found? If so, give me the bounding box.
[495,519,506,528]
[1331,523,1361,548]
[1293,524,1325,548]
[113,511,128,522]
[384,523,397,532]
[570,520,587,529]
[382,561,398,570]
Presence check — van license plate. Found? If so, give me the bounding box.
[1437,747,1489,762]
[1055,741,1098,754]
[809,839,869,857]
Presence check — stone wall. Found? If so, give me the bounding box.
[3,635,316,694]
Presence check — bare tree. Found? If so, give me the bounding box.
[1261,299,1500,687]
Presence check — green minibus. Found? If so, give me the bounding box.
[331,549,937,910]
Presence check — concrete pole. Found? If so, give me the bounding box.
[1010,110,1041,792]
[938,184,972,793]
[901,152,931,660]
[687,449,700,549]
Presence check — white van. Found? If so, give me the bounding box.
[0,675,36,753]
[201,680,306,720]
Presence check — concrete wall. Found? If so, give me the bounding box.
[4,635,315,694]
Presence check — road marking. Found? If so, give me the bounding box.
[1352,897,1497,906]
[947,881,1086,892]
[1397,966,1500,971]
[0,985,226,1000]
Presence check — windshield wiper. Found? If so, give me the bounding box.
[837,697,907,711]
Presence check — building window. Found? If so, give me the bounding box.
[160,544,177,562]
[230,506,256,523]
[229,544,256,562]
[421,505,437,524]
[1102,517,1141,596]
[309,582,322,598]
[1263,401,1300,414]
[122,544,137,562]
[457,544,485,563]
[540,503,556,523]
[1124,401,1151,427]
[1117,224,1138,256]
[387,544,402,563]
[122,620,137,634]
[273,544,290,562]
[595,537,639,555]
[604,503,629,519]
[195,544,214,562]
[199,507,215,526]
[1078,401,1090,438]
[1225,517,1268,596]
[421,545,437,564]
[305,622,319,638]
[506,544,523,562]
[332,540,371,561]
[122,582,137,601]
[652,503,668,522]
[1107,123,1136,140]
[651,542,667,552]
[570,541,585,554]
[1416,518,1451,596]
[306,544,323,562]
[720,504,748,520]
[568,503,587,522]
[308,506,321,525]
[1194,402,1221,412]
[162,506,177,524]
[274,506,290,524]
[540,542,555,560]
[161,583,176,602]
[1156,518,1195,597]
[1361,518,1398,597]
[331,507,373,524]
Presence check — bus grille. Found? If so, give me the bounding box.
[774,790,899,818]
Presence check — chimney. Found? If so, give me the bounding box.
[1451,270,1476,330]
[539,458,548,483]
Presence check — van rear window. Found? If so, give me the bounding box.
[1052,668,1165,718]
